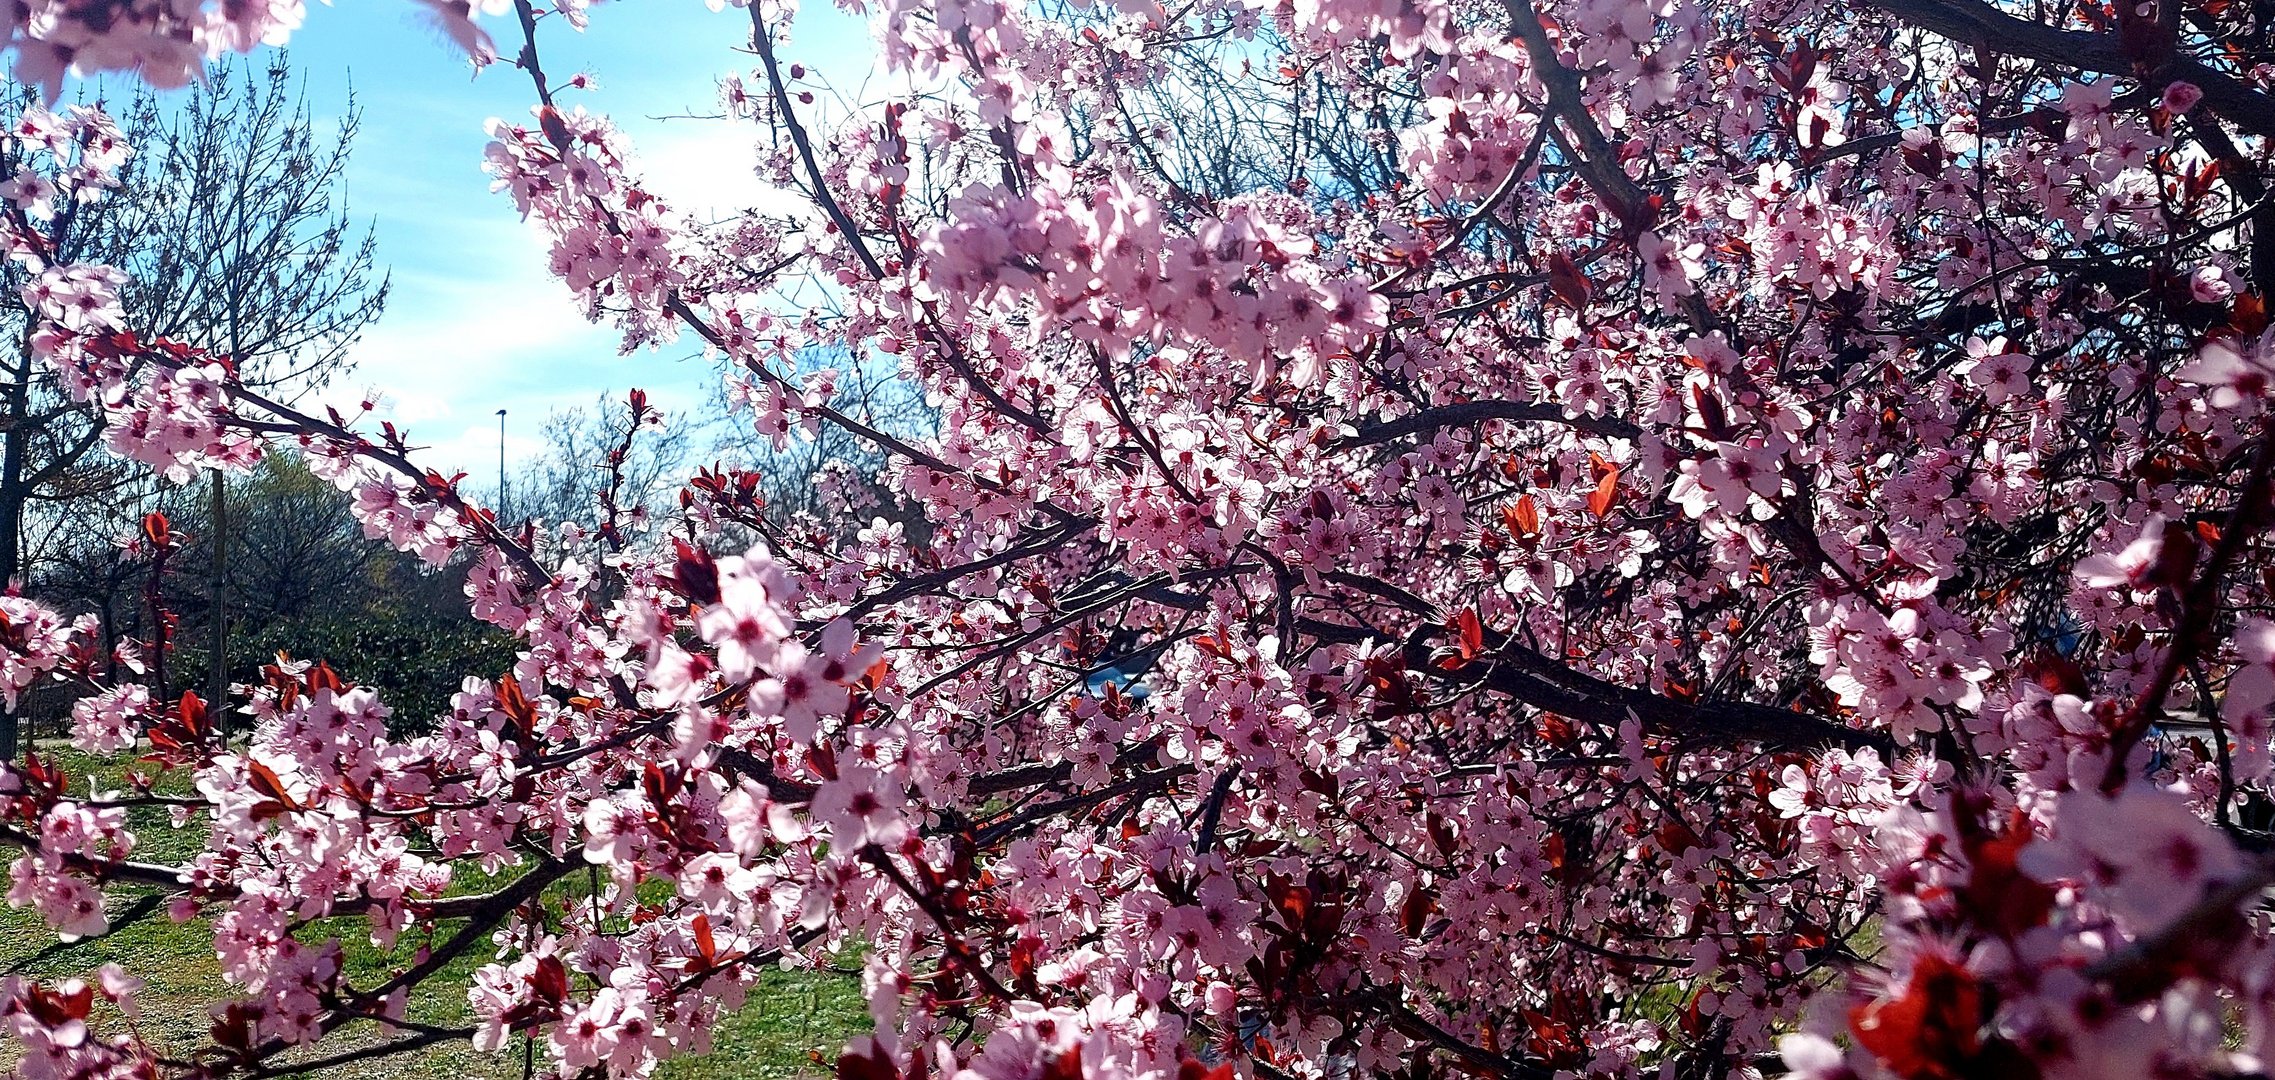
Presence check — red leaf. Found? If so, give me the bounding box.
[692,913,718,963]
[2234,293,2269,336]
[306,661,346,695]
[1848,951,1983,1080]
[1008,935,1040,984]
[210,1003,256,1051]
[641,761,683,808]
[1453,608,1484,659]
[1546,253,1591,310]
[22,981,93,1026]
[1656,821,1699,856]
[1691,385,1731,439]
[495,674,538,739]
[1958,810,2055,938]
[1587,467,1621,519]
[1787,40,1819,90]
[529,955,569,1005]
[537,105,572,149]
[244,759,301,812]
[837,1045,897,1080]
[1425,812,1457,857]
[1398,882,1435,937]
[2020,652,2088,697]
[1041,1049,1085,1080]
[2115,1,2175,68]
[672,540,721,605]
[2147,520,2200,589]
[177,691,208,737]
[1503,494,1541,541]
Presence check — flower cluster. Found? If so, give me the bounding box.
[3,1,2275,1079]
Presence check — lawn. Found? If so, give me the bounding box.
[0,746,869,1078]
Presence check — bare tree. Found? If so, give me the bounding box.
[706,344,934,528]
[1,54,386,583]
[509,391,697,537]
[0,55,385,757]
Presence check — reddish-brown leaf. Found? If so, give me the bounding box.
[1587,467,1621,519]
[1504,494,1541,540]
[496,674,538,739]
[836,1044,897,1080]
[530,955,569,1005]
[1848,951,1983,1080]
[1546,253,1591,310]
[244,759,300,812]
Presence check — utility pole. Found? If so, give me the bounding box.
[497,409,508,523]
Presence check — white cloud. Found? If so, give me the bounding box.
[272,0,890,481]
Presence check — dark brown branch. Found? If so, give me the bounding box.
[1431,633,1888,754]
[1805,106,2072,164]
[1856,0,2275,141]
[2103,429,2275,788]
[857,844,1018,1001]
[1356,988,1557,1080]
[746,5,1055,439]
[715,744,820,803]
[967,744,1160,797]
[2086,855,2275,1004]
[1129,569,1879,752]
[233,855,572,1072]
[842,519,1093,623]
[1336,400,1643,448]
[972,764,1195,847]
[1500,0,1719,331]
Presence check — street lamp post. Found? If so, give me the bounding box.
[497,408,508,522]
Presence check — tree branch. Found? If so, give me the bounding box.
[1336,400,1643,448]
[1857,0,2275,141]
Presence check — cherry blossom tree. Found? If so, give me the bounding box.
[7,0,2275,1077]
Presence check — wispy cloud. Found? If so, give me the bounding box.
[254,0,876,480]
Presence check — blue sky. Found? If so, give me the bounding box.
[190,0,877,482]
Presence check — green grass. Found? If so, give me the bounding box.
[0,747,869,1078]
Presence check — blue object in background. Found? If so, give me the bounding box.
[1084,666,1150,701]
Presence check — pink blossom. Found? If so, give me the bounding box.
[2177,334,2275,409]
[693,546,795,682]
[809,763,907,849]
[2020,786,2243,927]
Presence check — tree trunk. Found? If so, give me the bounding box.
[210,470,228,743]
[0,362,33,763]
